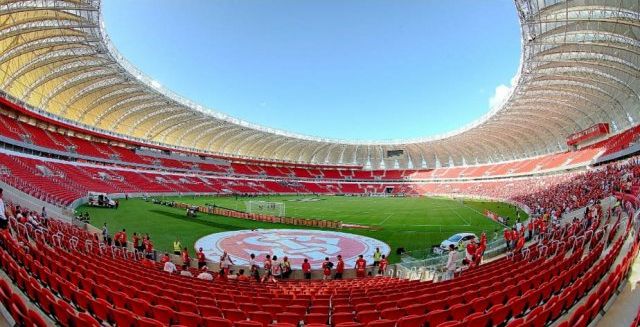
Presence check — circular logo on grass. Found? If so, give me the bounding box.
[195,229,390,269]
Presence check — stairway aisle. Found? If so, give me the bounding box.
[596,245,640,327]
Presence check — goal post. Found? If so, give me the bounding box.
[245,201,285,217]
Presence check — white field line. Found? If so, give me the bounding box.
[376,213,395,226]
[448,207,471,226]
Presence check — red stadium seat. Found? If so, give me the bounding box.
[423,309,448,327]
[488,303,510,326]
[249,311,273,326]
[235,321,264,327]
[223,308,247,322]
[356,310,379,324]
[128,297,151,317]
[202,316,234,327]
[175,311,202,327]
[397,315,423,327]
[151,305,174,325]
[199,304,223,318]
[276,312,300,325]
[76,312,101,327]
[332,312,355,325]
[112,307,136,327]
[305,313,328,325]
[90,298,113,322]
[463,312,491,327]
[366,319,395,327]
[29,309,49,327]
[53,298,76,327]
[136,317,165,327]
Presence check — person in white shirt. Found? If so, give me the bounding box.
[0,188,5,229]
[180,269,193,277]
[197,267,213,280]
[163,260,177,274]
[445,244,458,280]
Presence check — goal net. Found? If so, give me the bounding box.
[245,201,285,217]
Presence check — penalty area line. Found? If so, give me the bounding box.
[448,207,472,226]
[375,213,395,226]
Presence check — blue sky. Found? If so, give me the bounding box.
[102,0,521,141]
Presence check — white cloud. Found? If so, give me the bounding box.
[488,75,518,109]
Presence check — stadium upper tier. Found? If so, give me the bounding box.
[0,0,638,169]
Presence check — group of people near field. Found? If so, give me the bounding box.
[159,240,389,282]
[101,223,156,260]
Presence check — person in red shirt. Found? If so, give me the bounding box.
[302,258,311,280]
[181,247,190,270]
[465,241,477,264]
[515,234,525,253]
[378,255,388,275]
[144,238,154,260]
[322,257,332,281]
[474,243,485,267]
[261,254,272,283]
[160,253,170,265]
[355,255,366,278]
[196,247,206,269]
[119,229,127,248]
[503,228,511,250]
[114,231,122,247]
[132,232,141,252]
[334,255,344,279]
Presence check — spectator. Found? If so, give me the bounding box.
[173,238,182,255]
[261,254,272,283]
[119,229,127,248]
[163,259,177,274]
[373,247,382,266]
[181,247,190,268]
[101,223,108,243]
[334,255,344,279]
[197,247,206,269]
[179,267,193,277]
[465,241,476,264]
[0,190,8,230]
[355,255,366,278]
[237,269,249,281]
[378,254,388,275]
[160,253,171,265]
[302,258,311,280]
[132,232,141,253]
[249,253,259,281]
[322,257,332,281]
[219,251,234,276]
[144,237,154,260]
[271,255,282,281]
[445,244,458,280]
[281,256,292,279]
[197,267,213,280]
[227,270,237,280]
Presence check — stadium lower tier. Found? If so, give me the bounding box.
[1,145,640,326]
[1,190,637,327]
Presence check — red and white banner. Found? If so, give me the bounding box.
[566,123,609,146]
[484,209,500,222]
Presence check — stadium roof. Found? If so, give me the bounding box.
[0,0,638,169]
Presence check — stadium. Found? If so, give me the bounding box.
[0,0,639,326]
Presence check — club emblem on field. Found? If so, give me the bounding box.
[195,229,390,268]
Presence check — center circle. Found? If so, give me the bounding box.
[194,229,391,269]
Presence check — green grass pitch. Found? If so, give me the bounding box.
[81,195,526,263]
